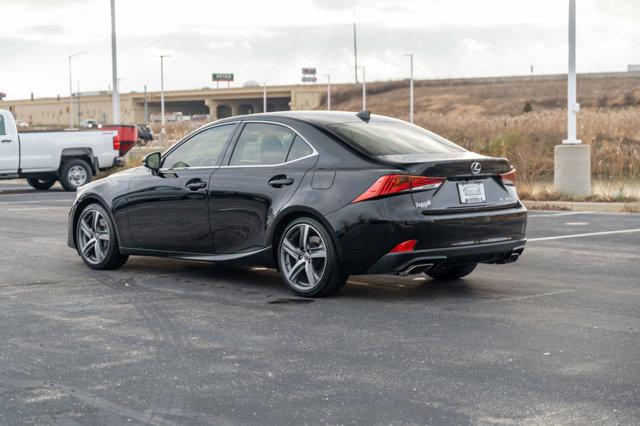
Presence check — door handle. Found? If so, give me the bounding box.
[0,139,11,143]
[186,180,207,191]
[268,175,294,188]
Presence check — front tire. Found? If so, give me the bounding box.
[426,263,477,280]
[60,159,92,191]
[26,177,56,190]
[277,217,348,297]
[76,204,128,270]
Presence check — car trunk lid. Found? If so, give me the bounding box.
[376,153,519,213]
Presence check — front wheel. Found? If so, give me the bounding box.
[426,263,477,280]
[26,177,56,190]
[76,204,128,270]
[60,159,92,191]
[277,217,348,297]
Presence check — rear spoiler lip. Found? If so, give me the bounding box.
[393,157,513,178]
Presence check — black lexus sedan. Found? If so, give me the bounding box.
[68,111,527,297]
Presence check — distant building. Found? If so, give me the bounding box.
[628,64,640,72]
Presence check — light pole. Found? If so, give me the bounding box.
[324,74,331,110]
[554,0,590,196]
[357,66,366,110]
[564,0,579,145]
[68,51,85,128]
[353,15,358,84]
[263,83,267,113]
[76,80,81,124]
[110,0,120,123]
[404,53,414,123]
[143,84,148,124]
[157,55,170,136]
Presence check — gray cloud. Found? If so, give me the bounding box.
[26,25,66,35]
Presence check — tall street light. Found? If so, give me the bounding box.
[324,74,331,110]
[157,55,170,136]
[357,66,366,110]
[353,14,359,84]
[68,51,85,128]
[554,0,590,196]
[263,83,267,113]
[404,53,414,123]
[110,0,120,123]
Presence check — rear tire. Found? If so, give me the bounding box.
[277,217,348,297]
[26,177,56,190]
[426,263,477,280]
[60,159,92,191]
[76,203,128,270]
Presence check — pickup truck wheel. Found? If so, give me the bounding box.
[60,159,92,191]
[76,204,128,270]
[26,177,56,190]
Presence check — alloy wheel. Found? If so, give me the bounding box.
[68,165,88,188]
[78,209,110,265]
[280,223,327,291]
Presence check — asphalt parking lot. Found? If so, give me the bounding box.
[0,180,638,425]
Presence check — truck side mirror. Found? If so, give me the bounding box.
[143,151,161,172]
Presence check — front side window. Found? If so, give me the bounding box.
[0,115,5,136]
[162,124,235,169]
[328,121,466,156]
[230,123,296,166]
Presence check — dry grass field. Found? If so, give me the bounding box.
[326,74,640,199]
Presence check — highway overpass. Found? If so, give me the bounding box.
[0,84,327,126]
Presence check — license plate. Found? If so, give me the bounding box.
[457,182,486,204]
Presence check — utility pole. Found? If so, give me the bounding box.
[157,55,170,136]
[68,51,85,128]
[358,66,366,110]
[110,0,120,123]
[263,83,267,113]
[324,74,331,110]
[404,53,414,123]
[143,84,148,124]
[554,0,590,196]
[353,14,358,84]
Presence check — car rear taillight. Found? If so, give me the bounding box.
[389,239,417,253]
[113,134,121,151]
[500,169,517,186]
[352,175,444,203]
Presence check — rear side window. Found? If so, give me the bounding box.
[286,136,314,162]
[0,115,5,136]
[328,121,466,156]
[230,123,296,166]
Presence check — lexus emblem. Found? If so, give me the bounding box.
[471,162,482,175]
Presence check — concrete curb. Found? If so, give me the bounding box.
[523,200,640,213]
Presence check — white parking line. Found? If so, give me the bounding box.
[0,200,72,205]
[529,228,640,242]
[528,211,593,218]
[6,207,69,212]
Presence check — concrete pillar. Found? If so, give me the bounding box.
[204,99,219,120]
[554,144,591,196]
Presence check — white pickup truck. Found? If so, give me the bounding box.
[0,110,123,191]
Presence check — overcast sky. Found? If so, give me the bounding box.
[2,0,639,100]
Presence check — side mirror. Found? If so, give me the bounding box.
[143,151,161,172]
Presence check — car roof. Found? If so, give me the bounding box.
[214,110,397,127]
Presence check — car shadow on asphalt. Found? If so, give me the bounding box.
[117,257,480,302]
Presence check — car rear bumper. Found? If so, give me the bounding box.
[365,238,526,275]
[326,195,527,275]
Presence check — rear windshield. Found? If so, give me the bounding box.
[328,121,466,156]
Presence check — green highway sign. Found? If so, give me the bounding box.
[212,73,234,82]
